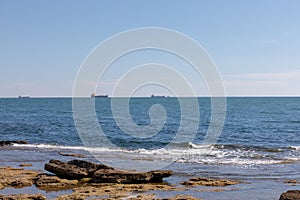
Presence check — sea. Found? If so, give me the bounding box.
[0,97,300,199]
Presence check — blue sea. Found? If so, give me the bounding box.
[0,97,300,199]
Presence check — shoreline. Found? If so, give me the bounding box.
[0,144,299,199]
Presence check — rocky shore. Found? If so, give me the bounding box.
[0,159,244,200]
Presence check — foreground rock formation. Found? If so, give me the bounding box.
[0,159,245,199]
[44,159,172,184]
[0,166,38,188]
[279,190,300,200]
[0,194,46,200]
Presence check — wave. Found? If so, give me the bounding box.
[11,143,300,165]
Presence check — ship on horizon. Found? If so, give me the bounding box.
[151,94,166,98]
[91,93,108,98]
[18,96,30,99]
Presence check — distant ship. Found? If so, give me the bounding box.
[18,96,30,98]
[151,94,165,98]
[91,93,108,98]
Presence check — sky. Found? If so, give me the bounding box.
[1,0,300,97]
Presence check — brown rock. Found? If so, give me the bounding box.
[92,169,172,183]
[280,190,300,200]
[67,159,113,175]
[181,177,239,187]
[44,159,89,179]
[0,140,28,146]
[284,180,299,184]
[0,193,46,200]
[58,152,86,158]
[44,159,114,179]
[10,178,33,187]
[19,163,33,167]
[44,159,172,184]
[0,166,38,189]
[34,174,78,189]
[56,183,181,200]
[168,195,201,200]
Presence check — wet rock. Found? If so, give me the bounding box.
[181,177,239,187]
[0,166,38,189]
[10,178,33,187]
[0,193,46,200]
[44,159,89,179]
[279,190,300,200]
[128,194,201,200]
[284,180,300,184]
[58,152,86,158]
[92,169,172,183]
[0,140,28,146]
[167,195,201,200]
[34,174,78,189]
[67,159,113,175]
[44,159,172,184]
[56,183,181,200]
[19,163,32,167]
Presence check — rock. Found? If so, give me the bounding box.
[19,163,33,167]
[56,183,181,200]
[181,177,239,187]
[284,180,299,184]
[0,193,46,200]
[58,152,86,158]
[44,159,114,179]
[280,190,300,200]
[0,140,28,146]
[67,159,113,175]
[34,174,78,189]
[92,169,172,183]
[0,166,38,189]
[44,159,89,179]
[44,159,172,184]
[10,178,33,187]
[168,195,201,200]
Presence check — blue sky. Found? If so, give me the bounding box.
[1,0,300,97]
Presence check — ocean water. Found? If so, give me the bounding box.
[0,97,300,199]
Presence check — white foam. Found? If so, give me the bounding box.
[11,143,299,166]
[291,146,300,151]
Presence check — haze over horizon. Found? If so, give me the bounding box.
[1,0,300,97]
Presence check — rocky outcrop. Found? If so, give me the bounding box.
[45,159,89,179]
[55,183,182,200]
[279,190,300,200]
[34,174,78,189]
[0,166,38,188]
[92,169,172,183]
[0,140,28,146]
[181,177,239,187]
[0,194,46,200]
[44,159,172,184]
[44,159,114,179]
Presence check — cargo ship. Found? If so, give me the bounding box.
[151,94,165,98]
[18,96,30,98]
[91,93,108,98]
